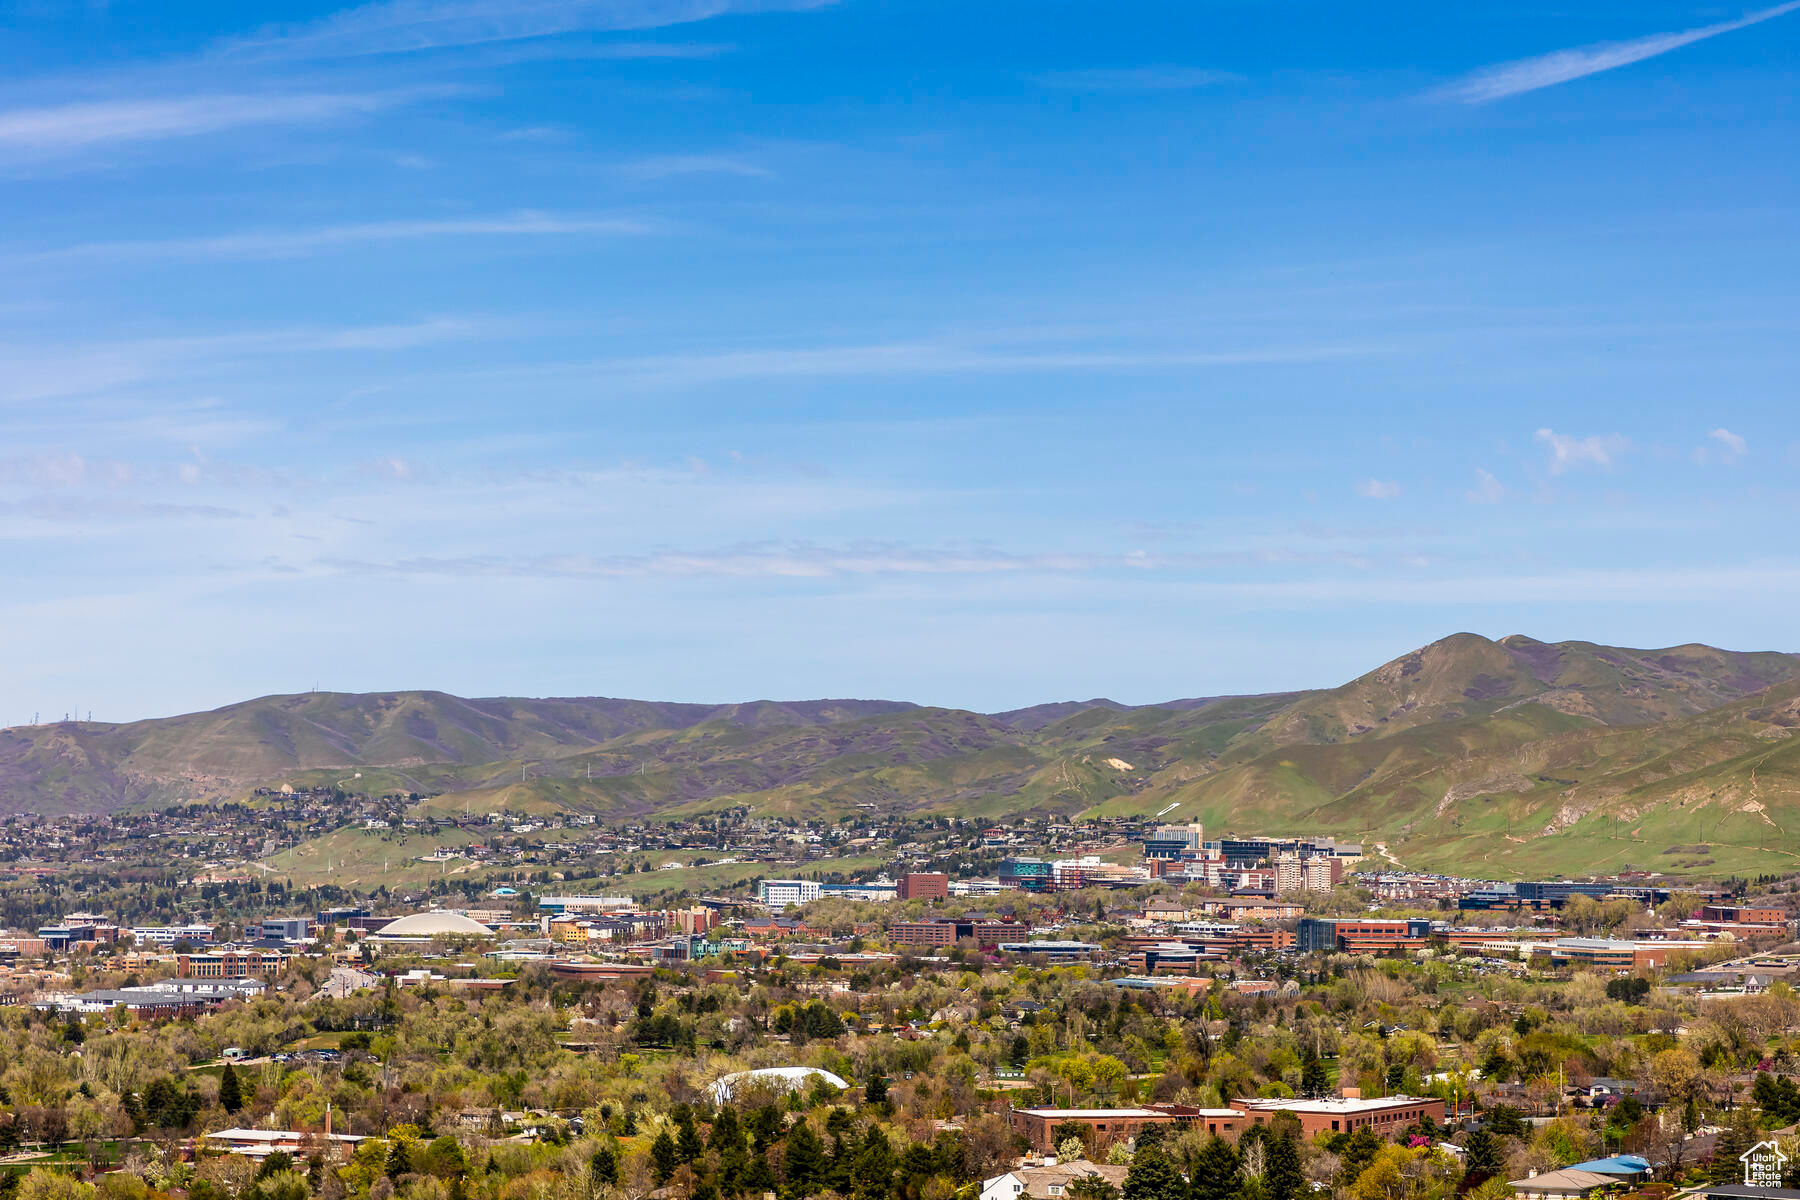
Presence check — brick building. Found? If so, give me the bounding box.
[1233,1095,1443,1138]
[1009,1108,1181,1153]
[897,873,949,902]
[888,917,1020,947]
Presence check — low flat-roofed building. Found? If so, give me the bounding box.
[130,924,215,946]
[537,895,636,916]
[1009,1108,1179,1154]
[546,961,655,981]
[1121,943,1215,975]
[1508,1169,1621,1199]
[35,977,265,1019]
[203,1128,366,1160]
[1701,904,1786,926]
[1543,938,1713,970]
[1232,1095,1443,1139]
[997,941,1099,962]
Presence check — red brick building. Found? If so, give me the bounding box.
[897,873,949,902]
[1010,1095,1441,1153]
[1233,1095,1443,1139]
[888,917,1020,947]
[1009,1108,1181,1153]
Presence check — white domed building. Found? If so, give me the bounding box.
[368,910,496,944]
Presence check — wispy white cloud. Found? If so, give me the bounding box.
[1695,426,1749,465]
[0,496,250,522]
[1535,427,1627,474]
[1710,427,1748,456]
[0,319,482,404]
[1032,66,1243,92]
[1437,1,1800,103]
[1358,479,1401,499]
[29,213,658,263]
[581,339,1386,387]
[1466,468,1505,504]
[316,541,1430,581]
[617,154,772,180]
[220,0,838,61]
[0,453,131,488]
[0,91,423,152]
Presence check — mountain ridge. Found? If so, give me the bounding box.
[7,634,1800,879]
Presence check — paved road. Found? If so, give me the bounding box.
[318,965,381,999]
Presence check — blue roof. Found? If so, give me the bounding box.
[1568,1156,1650,1175]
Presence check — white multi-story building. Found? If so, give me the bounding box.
[758,880,822,908]
[129,924,215,945]
[537,895,637,917]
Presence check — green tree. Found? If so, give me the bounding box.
[217,1064,243,1115]
[851,1127,896,1200]
[1264,1132,1303,1200]
[782,1121,826,1197]
[676,1109,705,1164]
[1485,1107,1526,1139]
[1122,1144,1188,1200]
[1189,1136,1242,1200]
[710,1107,743,1153]
[256,1152,295,1181]
[1067,1178,1121,1200]
[385,1139,411,1181]
[590,1145,618,1190]
[646,1130,677,1186]
[1464,1129,1505,1184]
[420,1137,467,1179]
[1712,1112,1762,1184]
[1301,1056,1329,1099]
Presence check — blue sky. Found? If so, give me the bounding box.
[4,0,1799,722]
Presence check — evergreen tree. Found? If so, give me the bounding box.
[1486,1107,1526,1138]
[1264,1132,1303,1200]
[218,1063,244,1114]
[650,1131,679,1186]
[710,1106,743,1153]
[1189,1136,1242,1200]
[676,1108,705,1164]
[1122,1144,1188,1200]
[749,1106,785,1154]
[824,1108,857,1192]
[1712,1111,1762,1185]
[385,1138,412,1181]
[590,1145,618,1189]
[742,1152,777,1196]
[1300,1055,1328,1099]
[256,1152,295,1180]
[1463,1129,1505,1184]
[781,1121,826,1197]
[851,1127,897,1200]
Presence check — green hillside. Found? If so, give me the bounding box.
[7,633,1800,878]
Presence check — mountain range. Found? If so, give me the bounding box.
[7,632,1800,878]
